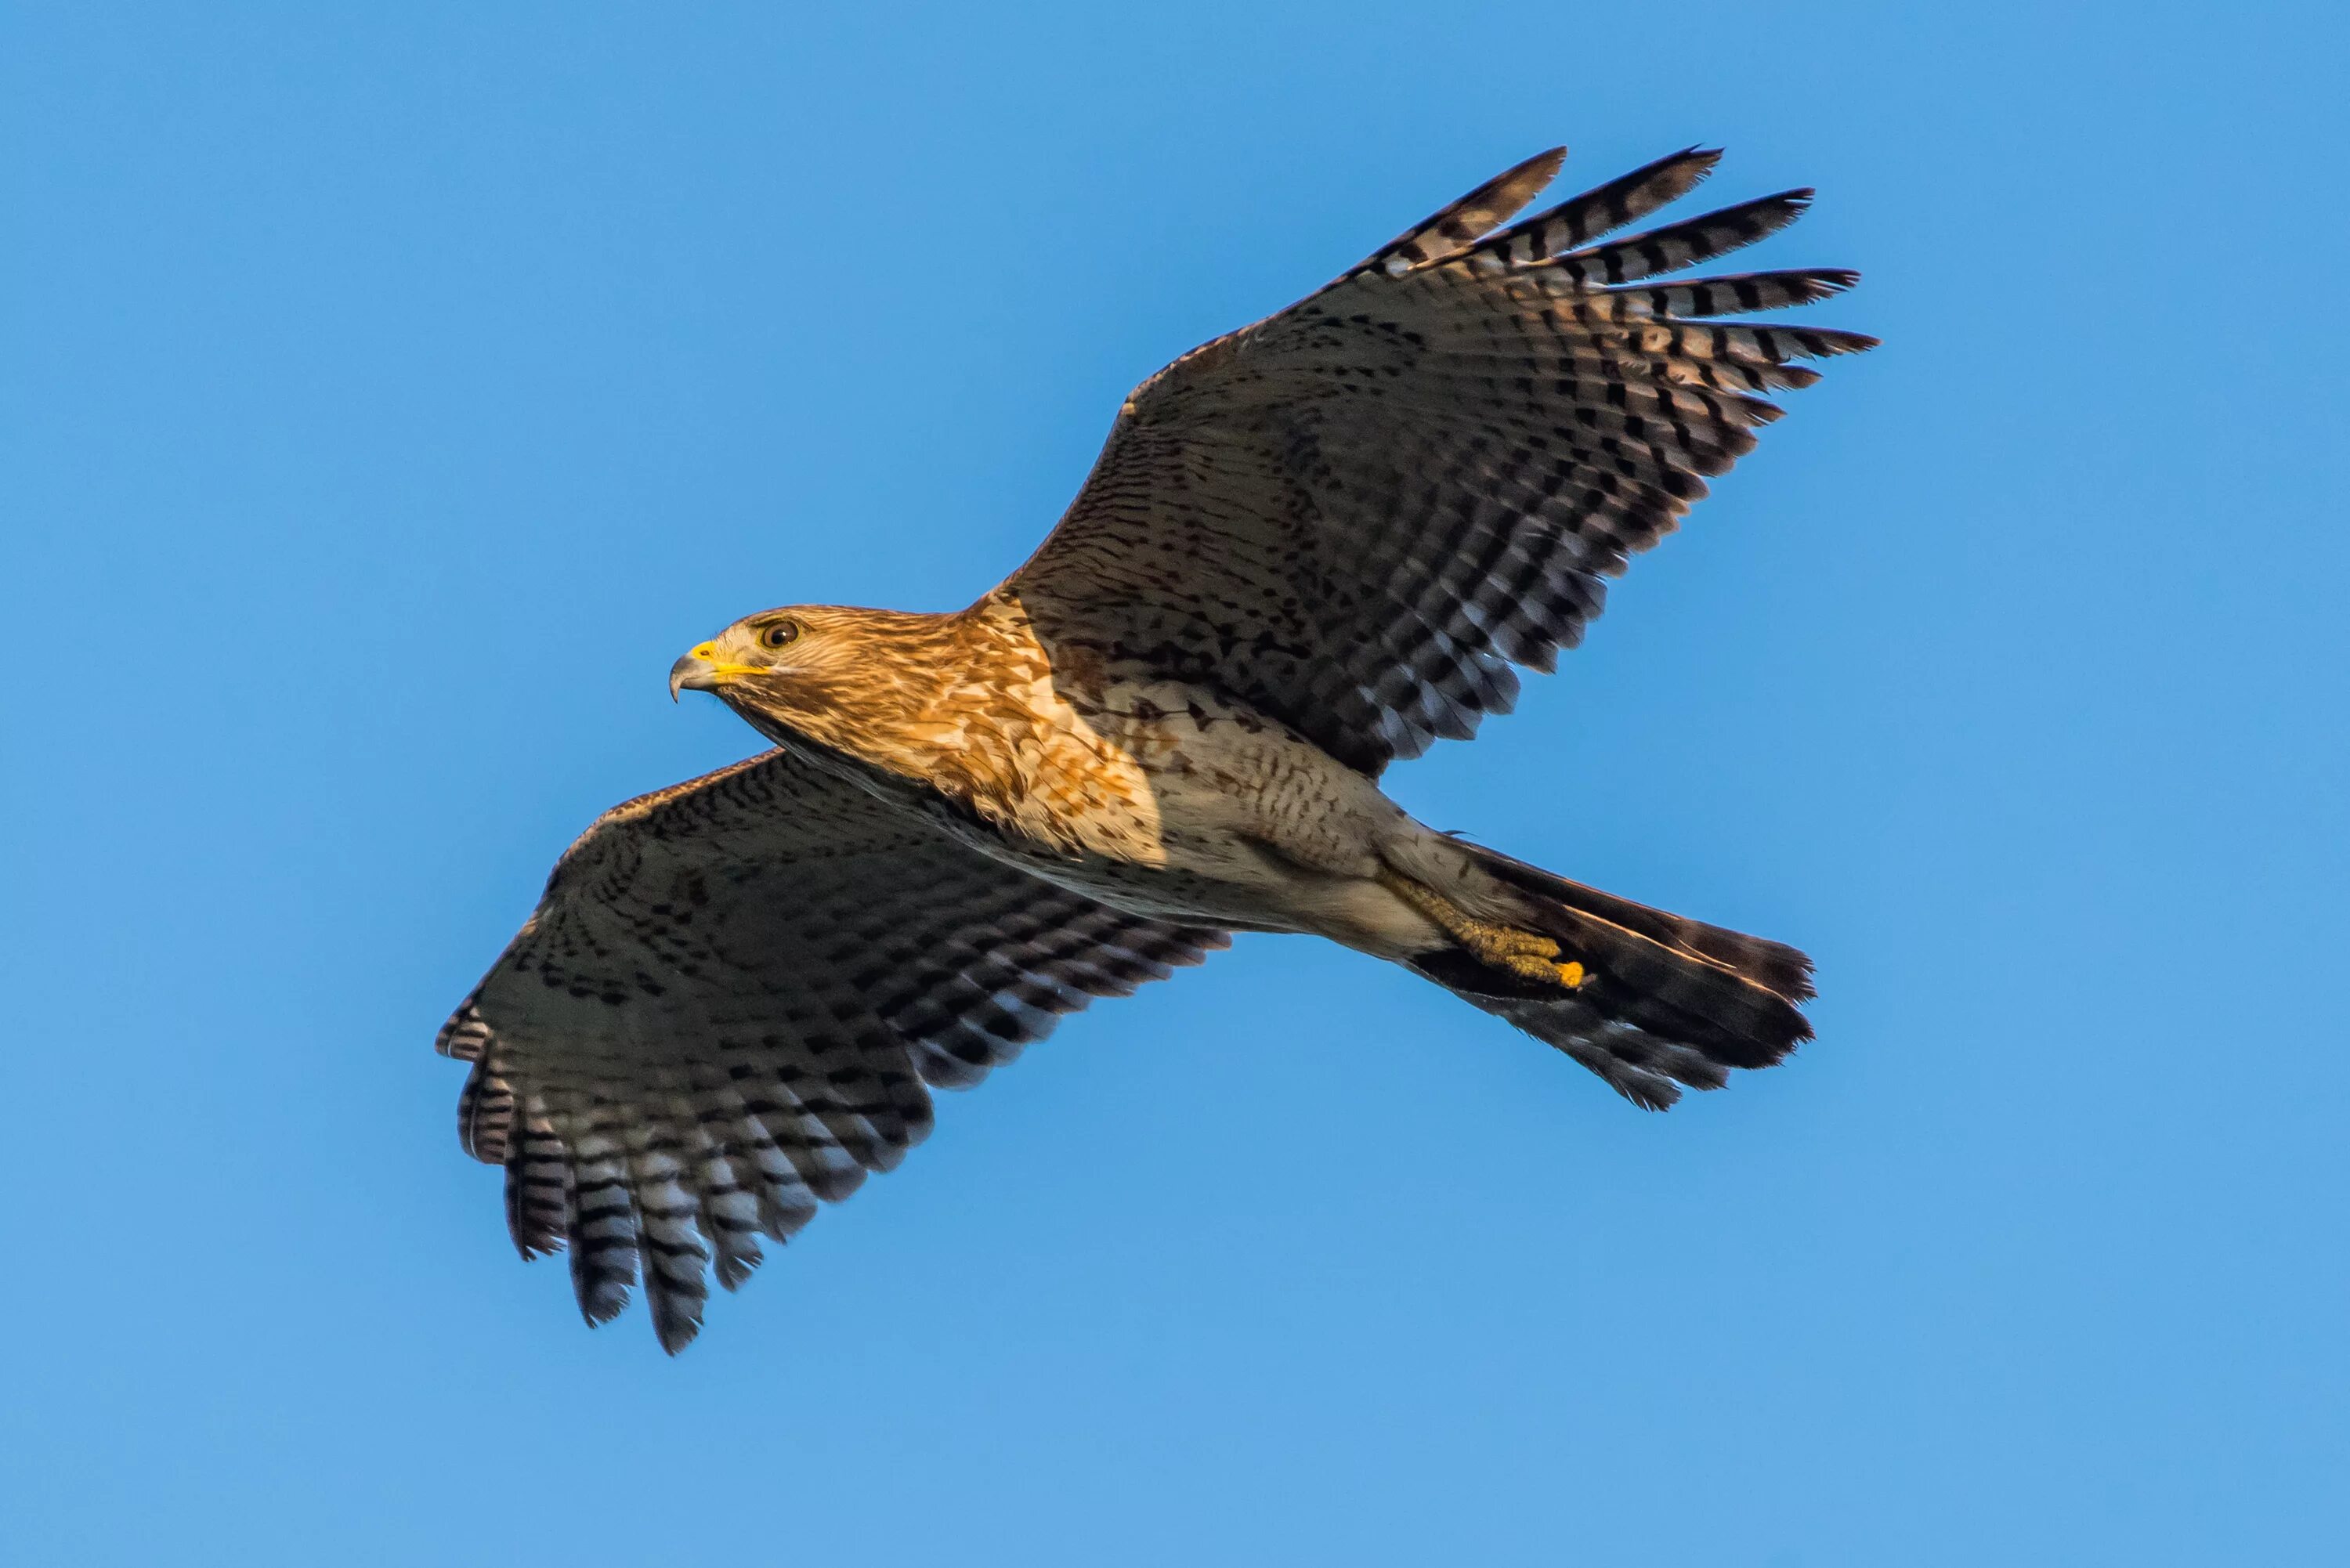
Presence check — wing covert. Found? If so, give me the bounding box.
[437,749,1224,1351]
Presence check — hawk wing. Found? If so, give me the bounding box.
[1001,147,1875,775]
[437,750,1225,1351]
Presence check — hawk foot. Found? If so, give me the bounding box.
[1488,951,1590,988]
[1377,867,1589,992]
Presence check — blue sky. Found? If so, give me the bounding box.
[4,4,2344,1563]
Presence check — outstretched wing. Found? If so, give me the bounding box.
[1002,146,1875,776]
[438,750,1225,1351]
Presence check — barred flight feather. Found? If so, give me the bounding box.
[503,1115,569,1259]
[1542,191,1814,286]
[435,999,492,1062]
[454,1060,514,1165]
[1357,146,1565,276]
[1461,147,1721,269]
[1600,267,1858,319]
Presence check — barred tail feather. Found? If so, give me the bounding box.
[1422,843,1813,1108]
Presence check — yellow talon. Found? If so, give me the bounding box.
[1377,866,1594,994]
[1492,929,1561,958]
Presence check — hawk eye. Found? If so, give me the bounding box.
[759,620,801,650]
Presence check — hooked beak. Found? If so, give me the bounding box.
[668,652,711,702]
[668,641,765,702]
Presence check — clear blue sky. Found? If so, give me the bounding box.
[4,4,2343,1564]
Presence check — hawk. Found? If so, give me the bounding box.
[441,145,1874,1350]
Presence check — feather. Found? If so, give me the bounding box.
[1542,190,1815,285]
[1600,267,1858,319]
[1352,146,1565,277]
[1461,146,1721,269]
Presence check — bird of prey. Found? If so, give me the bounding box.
[440,144,1873,1350]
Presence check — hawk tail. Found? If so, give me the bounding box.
[1407,843,1814,1111]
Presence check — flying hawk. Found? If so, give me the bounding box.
[441,145,1873,1350]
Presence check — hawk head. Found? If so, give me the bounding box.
[668,604,966,756]
[669,606,830,699]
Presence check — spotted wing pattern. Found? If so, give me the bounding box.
[1005,146,1875,775]
[438,750,1225,1351]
